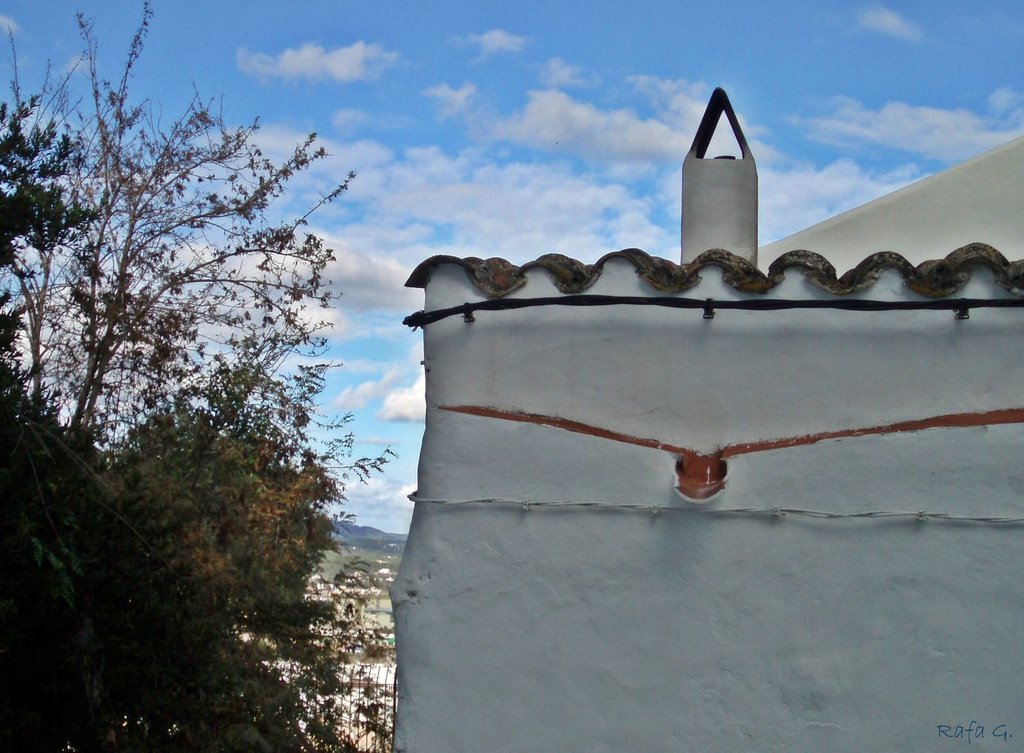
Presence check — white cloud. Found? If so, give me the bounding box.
[491,89,688,163]
[331,108,371,135]
[342,476,416,532]
[256,79,944,319]
[0,15,18,35]
[799,93,1024,161]
[251,80,909,306]
[855,5,923,41]
[378,371,425,422]
[422,82,478,120]
[279,132,672,265]
[324,243,420,312]
[357,435,403,447]
[246,122,397,220]
[253,126,395,178]
[486,80,770,166]
[334,366,404,411]
[759,159,920,244]
[628,76,710,126]
[337,358,398,375]
[460,29,528,60]
[237,41,398,83]
[364,146,673,261]
[539,58,591,89]
[989,87,1024,119]
[629,77,776,162]
[296,300,357,340]
[331,342,423,424]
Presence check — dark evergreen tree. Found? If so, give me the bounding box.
[0,93,97,751]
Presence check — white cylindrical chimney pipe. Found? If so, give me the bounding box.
[681,88,758,266]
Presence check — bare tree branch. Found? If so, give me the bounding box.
[2,7,348,436]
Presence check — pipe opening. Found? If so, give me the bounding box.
[675,452,727,502]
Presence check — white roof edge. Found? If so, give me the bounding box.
[759,135,1024,270]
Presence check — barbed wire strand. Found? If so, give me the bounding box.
[409,496,1024,525]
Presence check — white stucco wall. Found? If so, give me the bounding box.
[393,259,1024,753]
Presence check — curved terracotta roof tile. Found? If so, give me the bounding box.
[406,243,1024,299]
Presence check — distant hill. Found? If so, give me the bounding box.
[334,522,407,554]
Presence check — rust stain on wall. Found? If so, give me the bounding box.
[441,404,1024,499]
[722,407,1024,457]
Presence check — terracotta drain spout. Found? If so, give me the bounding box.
[675,452,727,500]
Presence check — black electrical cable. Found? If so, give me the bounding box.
[403,295,1024,329]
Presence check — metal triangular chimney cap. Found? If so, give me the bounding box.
[688,87,752,160]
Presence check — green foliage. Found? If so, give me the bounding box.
[0,86,97,751]
[0,7,391,752]
[2,354,378,751]
[73,357,364,750]
[0,96,90,270]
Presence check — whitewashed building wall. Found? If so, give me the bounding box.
[392,243,1024,753]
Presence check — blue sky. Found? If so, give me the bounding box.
[4,1,1024,531]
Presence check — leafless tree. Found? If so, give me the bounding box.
[5,5,349,435]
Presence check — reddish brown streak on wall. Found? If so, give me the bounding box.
[440,405,1024,499]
